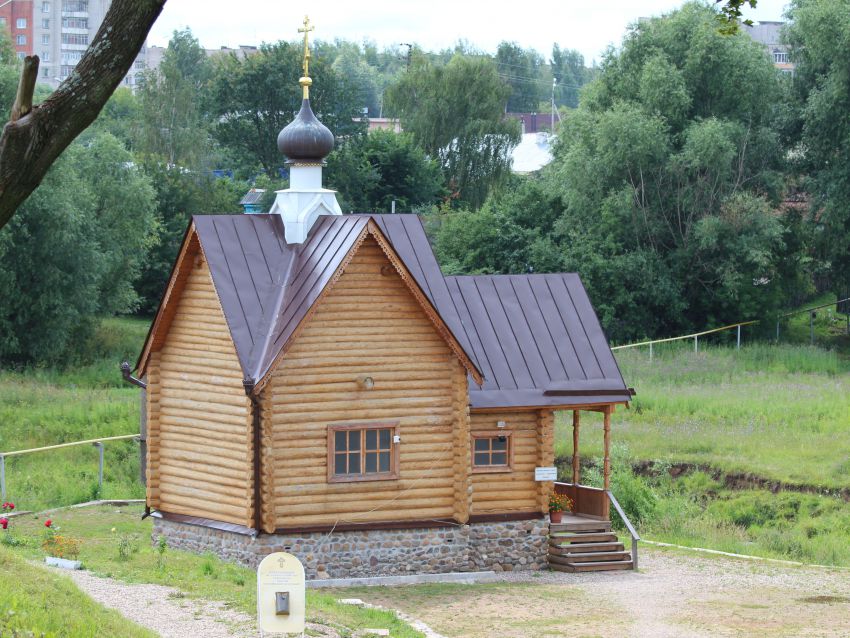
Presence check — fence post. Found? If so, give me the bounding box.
[810,312,815,345]
[737,324,741,350]
[694,335,698,353]
[649,342,653,361]
[0,455,5,502]
[93,442,104,492]
[776,320,780,342]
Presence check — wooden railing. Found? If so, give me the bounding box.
[554,482,609,520]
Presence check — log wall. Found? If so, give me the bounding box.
[147,251,253,527]
[265,237,467,530]
[469,411,544,514]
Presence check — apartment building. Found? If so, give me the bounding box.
[0,0,33,59]
[1,0,148,89]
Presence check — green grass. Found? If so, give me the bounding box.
[0,317,148,510]
[0,544,155,638]
[558,343,850,488]
[2,505,423,638]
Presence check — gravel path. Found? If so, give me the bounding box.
[50,567,343,638]
[343,546,850,638]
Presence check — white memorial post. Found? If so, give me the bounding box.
[257,552,306,636]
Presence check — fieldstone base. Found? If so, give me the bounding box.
[152,517,549,579]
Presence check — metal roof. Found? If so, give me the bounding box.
[142,213,630,409]
[445,274,631,408]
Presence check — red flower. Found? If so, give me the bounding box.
[0,518,7,530]
[44,519,52,528]
[6,503,13,511]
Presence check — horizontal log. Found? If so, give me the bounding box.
[268,387,451,405]
[161,345,240,365]
[158,406,248,428]
[274,484,452,500]
[156,497,247,524]
[270,408,454,424]
[158,480,250,509]
[274,506,453,527]
[273,369,453,386]
[155,446,249,467]
[160,396,246,417]
[158,430,247,453]
[157,375,244,394]
[160,387,248,410]
[157,463,249,488]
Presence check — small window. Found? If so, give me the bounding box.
[41,50,49,61]
[16,18,27,29]
[42,1,50,13]
[0,18,7,27]
[328,423,399,483]
[15,35,26,46]
[471,431,513,473]
[42,18,50,28]
[42,34,49,44]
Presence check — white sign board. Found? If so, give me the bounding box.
[257,552,306,635]
[535,466,558,481]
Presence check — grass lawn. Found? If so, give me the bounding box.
[0,545,155,637]
[558,343,850,489]
[2,505,423,638]
[0,317,147,510]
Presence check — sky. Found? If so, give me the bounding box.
[148,0,791,64]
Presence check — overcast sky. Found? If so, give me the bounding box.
[148,0,790,64]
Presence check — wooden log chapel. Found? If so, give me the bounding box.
[130,17,634,577]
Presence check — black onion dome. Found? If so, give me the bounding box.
[277,99,334,162]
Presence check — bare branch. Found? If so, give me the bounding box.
[10,55,39,122]
[0,0,167,231]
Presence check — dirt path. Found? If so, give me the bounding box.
[52,567,342,638]
[341,547,850,638]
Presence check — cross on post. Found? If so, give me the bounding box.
[298,15,314,98]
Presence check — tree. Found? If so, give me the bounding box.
[496,41,544,112]
[0,134,157,364]
[326,130,444,213]
[784,0,850,296]
[551,45,589,109]
[208,42,366,175]
[0,0,165,231]
[137,29,212,168]
[386,54,520,209]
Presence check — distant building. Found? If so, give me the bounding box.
[239,188,266,214]
[0,0,33,59]
[507,112,558,135]
[351,117,402,133]
[0,0,150,89]
[744,21,794,74]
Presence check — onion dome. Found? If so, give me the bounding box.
[277,98,335,164]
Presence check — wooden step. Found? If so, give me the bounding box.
[549,560,634,573]
[549,532,618,544]
[549,521,611,533]
[549,541,625,555]
[549,550,631,565]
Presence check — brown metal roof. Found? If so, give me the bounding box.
[445,274,632,408]
[141,213,630,409]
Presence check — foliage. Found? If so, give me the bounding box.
[551,45,591,109]
[42,534,82,560]
[548,492,573,513]
[136,29,213,168]
[135,164,245,314]
[326,130,444,213]
[386,54,521,209]
[783,0,850,297]
[496,41,545,112]
[0,137,157,365]
[208,41,366,174]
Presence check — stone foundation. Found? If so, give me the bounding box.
[152,517,549,579]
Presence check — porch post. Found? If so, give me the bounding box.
[571,410,580,484]
[603,405,611,519]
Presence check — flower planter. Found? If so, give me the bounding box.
[45,556,82,570]
[549,510,563,524]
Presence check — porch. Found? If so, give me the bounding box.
[549,406,640,572]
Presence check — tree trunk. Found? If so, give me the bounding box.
[0,0,166,231]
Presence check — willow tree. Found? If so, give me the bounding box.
[386,54,520,209]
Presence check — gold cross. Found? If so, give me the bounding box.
[298,15,314,82]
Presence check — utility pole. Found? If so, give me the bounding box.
[551,78,556,133]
